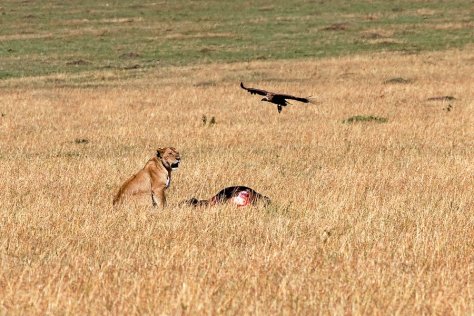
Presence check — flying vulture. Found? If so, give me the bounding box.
[240,82,312,113]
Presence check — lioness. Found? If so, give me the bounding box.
[113,147,180,208]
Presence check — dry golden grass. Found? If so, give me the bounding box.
[1,49,473,315]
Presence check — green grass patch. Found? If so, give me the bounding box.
[343,115,388,124]
[0,0,472,82]
[384,77,412,84]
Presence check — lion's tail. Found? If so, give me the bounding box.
[112,195,121,206]
[112,189,125,206]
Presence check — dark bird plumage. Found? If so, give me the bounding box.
[240,82,312,113]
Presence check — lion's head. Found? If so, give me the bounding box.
[157,147,181,170]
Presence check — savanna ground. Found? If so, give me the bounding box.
[1,0,474,315]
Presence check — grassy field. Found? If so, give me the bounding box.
[1,0,474,315]
[1,49,473,314]
[0,0,473,82]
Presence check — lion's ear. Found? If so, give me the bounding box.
[156,147,165,158]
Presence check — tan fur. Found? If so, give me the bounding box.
[113,147,180,208]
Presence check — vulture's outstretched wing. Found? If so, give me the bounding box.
[240,82,268,96]
[277,93,310,103]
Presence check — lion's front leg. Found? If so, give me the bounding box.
[151,193,158,207]
[151,189,166,209]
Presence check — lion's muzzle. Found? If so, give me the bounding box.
[171,159,180,170]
